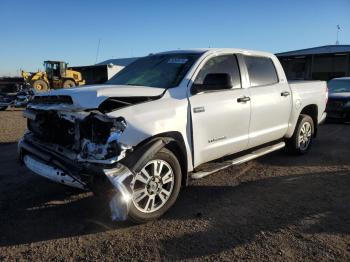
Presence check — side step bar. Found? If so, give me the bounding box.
[191,141,285,179]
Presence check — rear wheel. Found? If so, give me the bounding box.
[62,79,76,88]
[127,148,182,223]
[286,114,314,155]
[32,80,49,92]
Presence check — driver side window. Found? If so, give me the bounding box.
[194,55,241,89]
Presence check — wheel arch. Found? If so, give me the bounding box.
[121,131,189,187]
[299,104,318,137]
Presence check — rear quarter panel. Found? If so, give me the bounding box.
[285,81,327,138]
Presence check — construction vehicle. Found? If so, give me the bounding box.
[21,61,86,92]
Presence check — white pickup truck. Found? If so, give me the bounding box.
[19,48,328,223]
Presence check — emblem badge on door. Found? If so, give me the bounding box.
[193,107,205,113]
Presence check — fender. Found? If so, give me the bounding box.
[122,137,174,173]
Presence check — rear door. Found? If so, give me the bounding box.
[189,54,251,167]
[243,55,292,148]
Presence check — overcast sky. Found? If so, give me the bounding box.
[0,0,349,76]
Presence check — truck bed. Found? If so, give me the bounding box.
[289,80,328,124]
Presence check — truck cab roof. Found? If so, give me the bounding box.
[156,48,275,58]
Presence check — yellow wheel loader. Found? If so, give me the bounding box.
[21,61,86,92]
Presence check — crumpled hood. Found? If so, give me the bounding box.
[31,84,165,110]
[329,92,350,100]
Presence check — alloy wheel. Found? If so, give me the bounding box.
[131,159,175,213]
[298,121,312,150]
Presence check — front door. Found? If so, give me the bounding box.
[189,54,251,167]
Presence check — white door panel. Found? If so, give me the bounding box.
[190,89,250,167]
[248,83,292,147]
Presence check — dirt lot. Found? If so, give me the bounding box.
[0,109,349,261]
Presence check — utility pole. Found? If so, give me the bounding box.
[336,25,341,45]
[95,38,101,64]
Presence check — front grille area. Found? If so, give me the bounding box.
[27,112,75,146]
[31,95,73,105]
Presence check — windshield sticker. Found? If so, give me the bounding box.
[167,58,188,64]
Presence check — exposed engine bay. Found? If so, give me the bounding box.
[24,109,131,163]
[24,93,162,163]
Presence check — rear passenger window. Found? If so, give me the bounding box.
[244,56,278,87]
[194,55,241,89]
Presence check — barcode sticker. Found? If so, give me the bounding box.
[167,58,188,64]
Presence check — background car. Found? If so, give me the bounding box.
[326,77,350,122]
[0,93,16,111]
[14,89,35,108]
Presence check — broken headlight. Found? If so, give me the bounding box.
[78,116,131,162]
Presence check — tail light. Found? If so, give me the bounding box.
[325,85,329,105]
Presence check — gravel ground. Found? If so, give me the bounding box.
[0,108,26,143]
[0,109,349,261]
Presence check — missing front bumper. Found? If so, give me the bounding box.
[23,155,86,189]
[19,135,171,222]
[19,138,135,221]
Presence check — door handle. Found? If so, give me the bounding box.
[281,91,290,97]
[237,96,251,103]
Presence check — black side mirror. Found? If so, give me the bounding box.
[192,73,232,94]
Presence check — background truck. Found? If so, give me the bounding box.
[19,48,328,223]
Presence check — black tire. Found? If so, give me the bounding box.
[62,79,76,88]
[127,148,182,223]
[286,114,314,155]
[0,106,7,111]
[32,80,49,92]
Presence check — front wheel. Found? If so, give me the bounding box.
[0,106,7,111]
[286,114,314,155]
[32,80,49,92]
[127,148,182,223]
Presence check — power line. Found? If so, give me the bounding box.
[95,39,101,64]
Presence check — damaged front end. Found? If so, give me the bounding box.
[24,109,131,163]
[20,107,136,221]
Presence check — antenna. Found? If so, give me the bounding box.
[336,25,341,45]
[95,38,101,64]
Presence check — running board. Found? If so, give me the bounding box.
[191,141,285,179]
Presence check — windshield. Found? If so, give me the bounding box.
[328,79,350,93]
[44,62,52,72]
[107,53,201,88]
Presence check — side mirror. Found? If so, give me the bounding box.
[191,73,232,94]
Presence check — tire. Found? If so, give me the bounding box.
[286,114,314,155]
[62,79,76,88]
[0,106,7,111]
[127,148,182,223]
[32,80,49,92]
